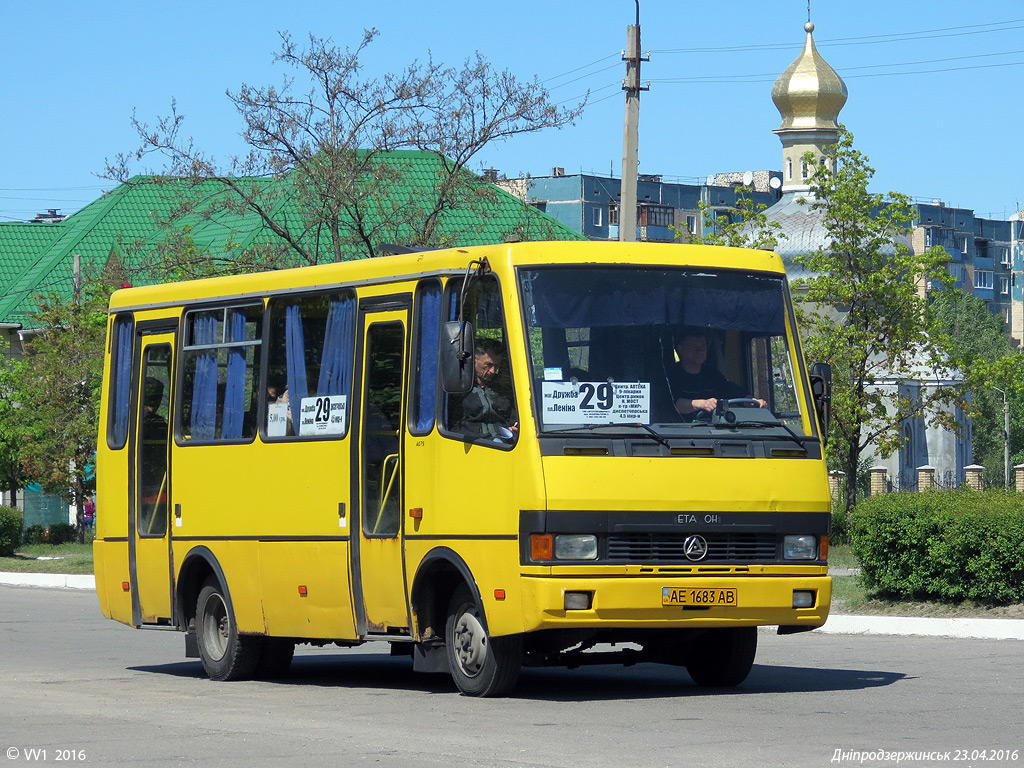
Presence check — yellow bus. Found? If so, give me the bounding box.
[94,240,833,696]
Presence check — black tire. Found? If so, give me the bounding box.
[444,585,522,697]
[195,576,261,681]
[685,627,757,687]
[255,638,295,679]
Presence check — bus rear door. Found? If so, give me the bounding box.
[129,329,175,625]
[353,304,410,636]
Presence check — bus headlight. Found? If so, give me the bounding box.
[554,534,598,560]
[783,535,817,560]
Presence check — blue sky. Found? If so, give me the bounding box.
[2,0,1022,223]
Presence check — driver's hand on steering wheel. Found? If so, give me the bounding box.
[675,397,768,415]
[675,397,717,415]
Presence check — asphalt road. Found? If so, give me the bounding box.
[1,585,1022,768]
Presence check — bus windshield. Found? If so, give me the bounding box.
[518,266,813,438]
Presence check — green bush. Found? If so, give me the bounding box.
[22,524,46,545]
[852,489,1024,605]
[0,505,23,556]
[831,499,851,545]
[46,523,77,545]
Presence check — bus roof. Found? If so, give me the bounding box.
[107,241,787,313]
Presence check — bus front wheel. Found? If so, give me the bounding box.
[195,576,261,681]
[685,627,757,687]
[444,585,522,697]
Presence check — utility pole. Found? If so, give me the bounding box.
[72,253,82,302]
[619,1,647,242]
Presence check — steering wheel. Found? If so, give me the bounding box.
[721,398,762,410]
[691,407,713,423]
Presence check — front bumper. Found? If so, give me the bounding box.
[519,571,831,632]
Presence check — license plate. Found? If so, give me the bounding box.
[662,587,738,606]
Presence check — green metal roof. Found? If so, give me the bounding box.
[0,150,581,328]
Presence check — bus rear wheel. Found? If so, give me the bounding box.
[444,585,522,697]
[195,576,261,681]
[685,627,757,687]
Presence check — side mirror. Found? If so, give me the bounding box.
[809,362,832,445]
[440,321,475,394]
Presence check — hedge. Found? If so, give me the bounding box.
[852,489,1024,605]
[0,505,23,556]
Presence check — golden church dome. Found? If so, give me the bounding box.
[771,22,848,132]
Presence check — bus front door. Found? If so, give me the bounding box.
[354,309,410,635]
[129,331,174,626]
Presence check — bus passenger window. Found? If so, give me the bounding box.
[443,275,517,445]
[179,304,262,443]
[265,291,355,440]
[409,279,441,435]
[107,314,134,450]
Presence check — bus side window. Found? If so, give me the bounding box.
[178,304,262,443]
[442,274,518,445]
[410,279,441,435]
[107,314,134,450]
[264,291,356,440]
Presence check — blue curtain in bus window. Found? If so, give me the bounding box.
[110,317,133,448]
[318,294,355,397]
[221,310,247,439]
[191,314,219,440]
[415,284,440,432]
[285,304,309,420]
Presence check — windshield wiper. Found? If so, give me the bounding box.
[542,422,670,447]
[635,422,670,447]
[714,419,809,449]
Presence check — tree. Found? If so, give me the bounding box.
[106,30,585,280]
[793,127,963,512]
[9,284,110,544]
[680,186,785,251]
[0,340,23,504]
[932,288,1024,485]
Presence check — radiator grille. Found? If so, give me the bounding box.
[606,533,777,563]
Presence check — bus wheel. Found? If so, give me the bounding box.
[195,576,260,681]
[444,585,522,697]
[685,627,757,687]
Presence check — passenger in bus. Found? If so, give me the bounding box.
[669,330,766,420]
[364,402,399,463]
[266,373,293,436]
[142,377,168,442]
[139,377,169,528]
[456,338,518,441]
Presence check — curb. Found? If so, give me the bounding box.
[3,574,1023,640]
[0,572,96,590]
[819,613,1024,641]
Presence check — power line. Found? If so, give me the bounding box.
[653,18,1024,54]
[542,53,620,85]
[545,62,622,91]
[542,19,1024,94]
[651,58,1024,85]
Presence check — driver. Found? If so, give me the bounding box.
[669,330,766,420]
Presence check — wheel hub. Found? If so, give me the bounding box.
[452,610,488,677]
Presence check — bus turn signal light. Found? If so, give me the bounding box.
[530,533,553,561]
